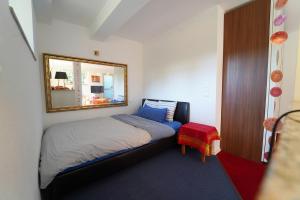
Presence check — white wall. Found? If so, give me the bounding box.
[280,30,299,113]
[294,28,300,102]
[0,1,42,200]
[216,6,224,132]
[143,6,224,130]
[37,20,144,128]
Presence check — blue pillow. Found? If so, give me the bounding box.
[162,121,182,132]
[136,106,167,123]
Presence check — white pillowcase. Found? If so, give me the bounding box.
[158,101,177,122]
[143,99,160,108]
[143,100,177,122]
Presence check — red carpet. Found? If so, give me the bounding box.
[217,151,266,200]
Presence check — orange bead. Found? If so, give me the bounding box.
[270,31,288,44]
[275,0,288,10]
[271,70,283,82]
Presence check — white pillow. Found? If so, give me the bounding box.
[143,99,160,108]
[158,101,177,122]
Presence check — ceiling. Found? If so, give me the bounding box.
[52,0,108,27]
[117,0,250,41]
[33,0,253,42]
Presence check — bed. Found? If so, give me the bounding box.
[41,99,190,200]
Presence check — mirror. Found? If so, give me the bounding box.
[43,54,128,112]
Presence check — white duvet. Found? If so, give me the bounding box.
[39,117,151,189]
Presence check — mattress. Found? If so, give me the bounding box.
[59,119,181,175]
[39,115,176,189]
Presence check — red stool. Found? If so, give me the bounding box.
[178,122,220,162]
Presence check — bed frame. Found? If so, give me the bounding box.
[41,99,190,200]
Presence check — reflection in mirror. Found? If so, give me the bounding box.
[44,54,127,112]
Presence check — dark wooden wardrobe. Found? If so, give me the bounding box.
[221,0,271,162]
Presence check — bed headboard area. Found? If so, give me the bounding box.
[142,98,190,124]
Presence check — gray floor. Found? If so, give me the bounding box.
[61,148,241,200]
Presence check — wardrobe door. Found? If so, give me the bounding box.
[221,0,271,162]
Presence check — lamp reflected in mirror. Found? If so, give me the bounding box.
[55,71,68,89]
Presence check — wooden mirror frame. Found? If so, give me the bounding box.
[43,53,128,113]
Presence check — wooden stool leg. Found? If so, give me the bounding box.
[181,145,186,155]
[201,144,210,163]
[201,154,206,162]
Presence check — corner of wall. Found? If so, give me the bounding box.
[215,5,225,132]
